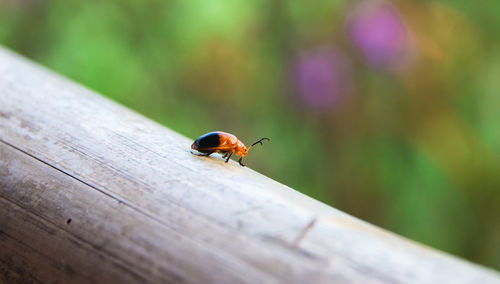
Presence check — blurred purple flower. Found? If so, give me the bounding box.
[294,48,352,111]
[347,1,413,70]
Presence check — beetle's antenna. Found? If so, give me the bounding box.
[248,137,270,151]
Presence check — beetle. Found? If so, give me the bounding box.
[191,131,270,166]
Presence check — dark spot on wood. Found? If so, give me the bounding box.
[66,218,72,225]
[0,111,12,119]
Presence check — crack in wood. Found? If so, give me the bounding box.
[0,137,164,227]
[292,218,317,248]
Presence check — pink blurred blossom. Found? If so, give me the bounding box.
[294,48,353,111]
[347,1,414,70]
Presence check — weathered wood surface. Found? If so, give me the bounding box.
[0,46,499,284]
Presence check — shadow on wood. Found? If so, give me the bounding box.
[0,46,499,283]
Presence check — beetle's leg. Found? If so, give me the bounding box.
[238,157,246,167]
[221,151,228,159]
[225,152,233,163]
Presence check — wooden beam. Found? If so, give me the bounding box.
[0,47,499,283]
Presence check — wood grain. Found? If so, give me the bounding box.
[0,46,499,284]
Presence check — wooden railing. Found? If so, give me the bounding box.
[0,46,499,283]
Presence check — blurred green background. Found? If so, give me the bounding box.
[1,0,499,270]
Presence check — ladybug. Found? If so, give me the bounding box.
[191,131,270,166]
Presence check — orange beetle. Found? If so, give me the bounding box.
[191,131,270,166]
